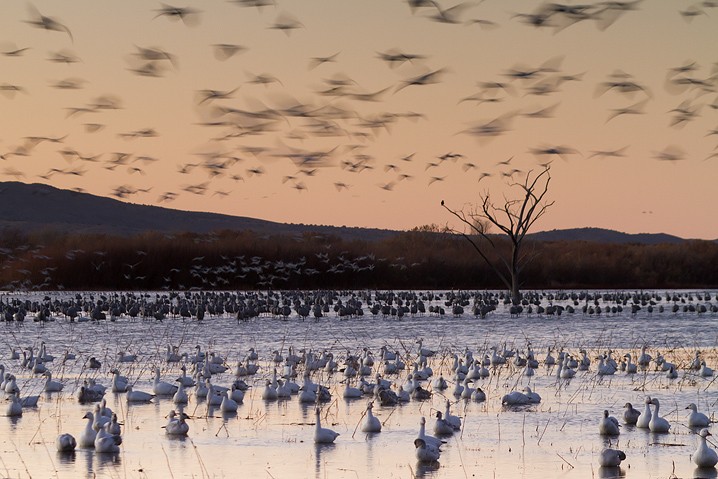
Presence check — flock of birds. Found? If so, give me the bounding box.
[2,288,718,324]
[0,0,715,229]
[2,304,718,474]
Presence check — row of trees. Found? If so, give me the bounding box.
[0,225,715,291]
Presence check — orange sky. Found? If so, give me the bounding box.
[1,1,716,239]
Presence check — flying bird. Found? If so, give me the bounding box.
[25,4,73,42]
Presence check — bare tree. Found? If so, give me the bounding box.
[441,166,553,305]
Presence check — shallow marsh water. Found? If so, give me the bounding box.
[1,290,718,479]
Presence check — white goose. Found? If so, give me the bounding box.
[94,423,121,453]
[343,380,363,399]
[523,386,541,404]
[220,390,239,413]
[43,371,64,392]
[79,411,97,448]
[153,368,178,396]
[173,383,188,405]
[5,392,22,417]
[648,398,671,433]
[230,384,245,403]
[110,369,129,393]
[636,396,652,429]
[433,411,455,436]
[360,401,381,433]
[314,408,339,444]
[443,400,461,430]
[623,402,641,425]
[599,448,626,467]
[599,410,620,436]
[414,438,440,463]
[55,433,77,452]
[164,410,190,436]
[693,429,718,468]
[126,385,155,403]
[417,417,444,449]
[686,403,711,428]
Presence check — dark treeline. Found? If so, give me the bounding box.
[0,226,716,291]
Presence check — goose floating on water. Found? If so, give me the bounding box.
[55,433,77,452]
[360,401,381,433]
[648,398,671,433]
[623,402,641,425]
[414,438,440,463]
[599,448,626,467]
[686,403,711,428]
[599,410,621,436]
[693,428,718,468]
[314,407,339,444]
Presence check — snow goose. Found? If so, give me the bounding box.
[5,392,22,417]
[649,398,671,433]
[92,404,110,431]
[523,386,541,404]
[194,376,208,399]
[110,369,129,393]
[693,429,718,468]
[700,361,714,377]
[636,396,652,429]
[599,448,626,467]
[414,438,440,463]
[125,385,155,403]
[471,387,486,402]
[94,423,121,453]
[417,416,444,449]
[173,383,188,405]
[314,407,339,444]
[220,390,238,413]
[623,402,641,425]
[433,411,455,436]
[107,413,122,436]
[177,364,195,387]
[686,403,711,428]
[4,375,19,394]
[79,412,97,448]
[55,433,77,452]
[637,345,651,368]
[460,377,474,400]
[623,354,638,374]
[443,400,461,430]
[75,385,104,404]
[262,379,278,401]
[153,368,178,396]
[360,401,381,433]
[230,384,245,403]
[343,380,363,399]
[164,410,190,436]
[599,410,621,436]
[43,371,64,392]
[501,390,530,406]
[432,375,448,390]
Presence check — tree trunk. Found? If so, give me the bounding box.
[511,269,521,306]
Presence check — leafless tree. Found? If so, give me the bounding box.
[441,166,553,305]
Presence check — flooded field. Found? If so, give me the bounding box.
[1,290,718,479]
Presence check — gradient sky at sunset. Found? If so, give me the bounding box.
[1,1,716,238]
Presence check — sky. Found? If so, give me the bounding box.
[1,0,717,239]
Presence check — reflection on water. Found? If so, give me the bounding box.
[597,465,624,479]
[695,467,718,479]
[0,290,717,478]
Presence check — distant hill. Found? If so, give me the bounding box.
[528,227,686,245]
[0,182,397,241]
[0,182,697,245]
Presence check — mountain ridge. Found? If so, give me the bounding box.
[0,181,705,244]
